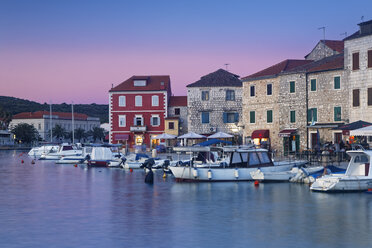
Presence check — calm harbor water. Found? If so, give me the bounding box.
[0,150,372,248]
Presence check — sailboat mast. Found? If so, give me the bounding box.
[50,103,52,142]
[72,102,75,144]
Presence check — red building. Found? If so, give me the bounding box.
[109,75,171,149]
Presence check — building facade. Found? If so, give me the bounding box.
[109,75,171,149]
[187,69,243,140]
[9,111,100,142]
[344,20,372,123]
[167,96,188,136]
[242,40,347,153]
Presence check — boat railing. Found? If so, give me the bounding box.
[271,150,350,168]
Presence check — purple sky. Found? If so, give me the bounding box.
[1,0,371,104]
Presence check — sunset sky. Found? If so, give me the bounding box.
[1,0,371,104]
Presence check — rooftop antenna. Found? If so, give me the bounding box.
[224,63,230,71]
[318,27,326,42]
[340,32,347,38]
[361,16,364,22]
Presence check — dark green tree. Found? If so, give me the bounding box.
[52,124,67,141]
[0,107,12,130]
[11,123,39,144]
[75,128,86,143]
[88,127,105,142]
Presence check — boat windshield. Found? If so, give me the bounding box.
[230,150,273,168]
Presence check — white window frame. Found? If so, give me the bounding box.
[119,115,126,127]
[119,96,126,107]
[152,95,159,107]
[135,96,142,107]
[134,115,143,126]
[151,114,160,126]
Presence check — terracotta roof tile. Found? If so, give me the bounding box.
[323,40,344,53]
[109,75,171,92]
[307,54,344,73]
[169,96,187,106]
[242,59,313,81]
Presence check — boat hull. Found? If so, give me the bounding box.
[170,164,295,181]
[310,175,372,192]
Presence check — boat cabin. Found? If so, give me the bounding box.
[345,151,372,177]
[229,149,273,168]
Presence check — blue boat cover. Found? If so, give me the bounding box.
[194,139,232,146]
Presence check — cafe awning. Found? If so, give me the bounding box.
[251,130,270,139]
[278,129,297,137]
[113,134,130,140]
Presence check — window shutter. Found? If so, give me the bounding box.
[334,77,340,89]
[353,89,360,107]
[313,108,317,122]
[234,113,239,123]
[133,117,136,125]
[368,88,372,106]
[334,107,341,121]
[353,52,359,70]
[250,111,255,123]
[223,113,227,123]
[368,50,372,68]
[311,79,316,91]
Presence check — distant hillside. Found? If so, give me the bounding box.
[0,96,108,123]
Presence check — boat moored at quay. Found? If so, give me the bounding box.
[310,149,372,192]
[169,146,307,181]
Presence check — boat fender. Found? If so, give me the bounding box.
[208,169,212,180]
[254,180,259,187]
[130,168,133,173]
[21,160,24,164]
[234,168,239,179]
[193,168,198,178]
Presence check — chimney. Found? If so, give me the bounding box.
[359,20,372,35]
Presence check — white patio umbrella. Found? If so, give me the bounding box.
[151,133,177,139]
[207,131,233,139]
[177,132,206,146]
[178,132,206,139]
[350,125,372,136]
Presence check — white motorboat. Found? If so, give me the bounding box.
[55,146,93,164]
[86,146,124,167]
[39,144,82,160]
[251,166,323,182]
[121,153,150,169]
[28,144,59,158]
[310,150,372,192]
[169,147,307,181]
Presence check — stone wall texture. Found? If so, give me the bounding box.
[188,86,242,135]
[344,35,372,122]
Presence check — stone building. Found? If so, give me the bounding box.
[241,59,312,150]
[187,69,243,139]
[167,96,188,136]
[305,40,344,61]
[242,40,346,153]
[344,20,372,123]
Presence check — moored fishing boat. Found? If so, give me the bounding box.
[310,150,372,192]
[169,146,307,181]
[39,143,82,160]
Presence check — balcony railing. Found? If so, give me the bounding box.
[130,125,147,132]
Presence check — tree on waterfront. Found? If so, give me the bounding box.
[52,124,67,141]
[11,123,39,144]
[88,127,105,142]
[75,128,87,143]
[0,107,12,130]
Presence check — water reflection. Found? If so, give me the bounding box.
[1,150,372,248]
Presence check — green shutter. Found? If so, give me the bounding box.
[267,110,273,123]
[223,113,227,123]
[290,81,295,93]
[313,108,317,122]
[334,107,341,121]
[234,113,239,123]
[250,111,255,123]
[334,76,340,89]
[311,79,316,91]
[290,110,296,123]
